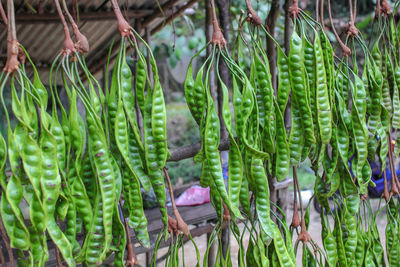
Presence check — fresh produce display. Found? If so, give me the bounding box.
[1,0,400,266]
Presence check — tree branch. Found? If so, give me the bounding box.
[167,138,230,162]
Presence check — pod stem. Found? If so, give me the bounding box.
[61,0,89,53]
[119,200,139,266]
[0,1,7,25]
[3,0,19,73]
[289,0,300,18]
[209,0,226,48]
[168,215,178,235]
[55,246,62,267]
[383,170,390,201]
[245,0,262,26]
[381,0,392,16]
[345,0,359,37]
[388,134,399,196]
[164,167,190,236]
[54,0,75,55]
[374,0,381,19]
[111,0,132,37]
[293,166,311,243]
[290,175,300,229]
[327,0,351,56]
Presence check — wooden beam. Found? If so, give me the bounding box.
[168,138,230,162]
[15,9,153,24]
[142,0,177,26]
[89,0,200,76]
[150,0,201,35]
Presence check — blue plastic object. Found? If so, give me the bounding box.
[369,168,400,197]
[222,163,229,180]
[348,156,400,198]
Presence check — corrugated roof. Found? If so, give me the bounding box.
[0,0,200,81]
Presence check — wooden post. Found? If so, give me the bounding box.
[266,0,280,92]
[278,0,294,224]
[216,0,230,258]
[145,251,153,267]
[205,0,216,101]
[207,232,217,267]
[265,0,280,221]
[206,0,220,263]
[283,0,293,129]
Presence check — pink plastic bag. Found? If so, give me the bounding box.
[175,186,210,206]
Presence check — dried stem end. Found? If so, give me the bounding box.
[62,32,76,56]
[125,243,138,266]
[62,1,90,53]
[222,203,231,222]
[246,0,262,26]
[18,47,26,65]
[3,39,19,73]
[210,0,226,48]
[297,219,311,244]
[383,172,390,202]
[73,26,89,53]
[54,0,76,56]
[111,0,132,37]
[290,201,300,228]
[210,24,226,48]
[174,210,190,236]
[345,22,359,37]
[381,0,392,16]
[360,194,368,202]
[168,215,178,235]
[289,0,300,19]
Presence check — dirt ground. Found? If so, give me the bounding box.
[136,196,390,267]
